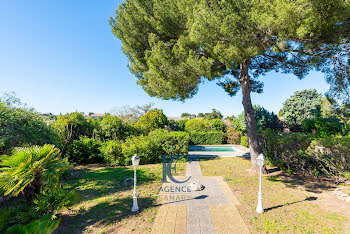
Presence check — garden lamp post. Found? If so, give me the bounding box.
[256,154,265,213]
[131,154,140,212]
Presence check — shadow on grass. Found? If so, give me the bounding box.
[267,173,337,193]
[65,167,160,203]
[265,196,318,212]
[55,196,155,234]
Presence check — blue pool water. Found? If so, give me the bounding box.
[189,146,238,152]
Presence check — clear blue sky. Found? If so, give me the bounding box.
[0,0,330,117]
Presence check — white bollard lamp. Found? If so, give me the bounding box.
[256,154,265,213]
[131,154,140,212]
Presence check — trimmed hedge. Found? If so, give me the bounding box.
[226,129,241,144]
[189,131,224,145]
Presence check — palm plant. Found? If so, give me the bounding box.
[0,144,69,200]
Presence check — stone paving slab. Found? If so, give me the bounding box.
[151,157,250,234]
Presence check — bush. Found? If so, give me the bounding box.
[6,215,60,234]
[240,135,249,148]
[148,129,189,155]
[175,119,188,131]
[260,130,314,172]
[136,109,168,133]
[0,102,60,154]
[209,119,225,132]
[100,114,127,140]
[0,145,69,200]
[189,131,224,145]
[121,130,189,165]
[65,137,103,164]
[302,117,342,137]
[305,137,350,182]
[100,140,124,166]
[226,129,241,144]
[185,119,210,132]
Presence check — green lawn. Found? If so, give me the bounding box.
[200,157,350,233]
[55,163,185,233]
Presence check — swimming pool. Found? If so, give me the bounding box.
[189,146,238,152]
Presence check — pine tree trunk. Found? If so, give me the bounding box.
[239,59,267,173]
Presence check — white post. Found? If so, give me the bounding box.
[256,163,264,213]
[131,164,139,212]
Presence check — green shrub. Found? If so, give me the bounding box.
[226,129,241,144]
[185,119,210,132]
[0,101,60,155]
[65,137,103,164]
[122,135,161,165]
[240,135,249,148]
[189,131,224,145]
[209,119,225,132]
[6,215,60,234]
[305,137,350,182]
[302,117,342,137]
[100,140,124,166]
[0,145,69,200]
[148,129,189,155]
[121,130,189,165]
[136,109,168,133]
[176,119,188,131]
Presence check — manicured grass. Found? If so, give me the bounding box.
[200,157,349,233]
[56,163,185,233]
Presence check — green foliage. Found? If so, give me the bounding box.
[261,130,350,181]
[254,105,281,131]
[302,117,342,137]
[111,0,350,103]
[27,187,78,220]
[122,130,189,165]
[0,98,59,154]
[280,89,322,129]
[100,140,123,166]
[65,137,103,164]
[6,215,60,234]
[305,137,350,182]
[240,136,249,148]
[0,145,69,199]
[148,129,189,155]
[209,119,224,132]
[175,119,188,131]
[136,109,168,133]
[203,109,223,120]
[226,129,241,144]
[189,131,224,145]
[100,114,127,140]
[53,112,94,152]
[185,119,210,132]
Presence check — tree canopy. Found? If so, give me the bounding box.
[111,0,350,171]
[280,89,322,129]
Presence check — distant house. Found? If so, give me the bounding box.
[89,114,105,119]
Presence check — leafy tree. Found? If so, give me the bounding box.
[0,94,59,154]
[53,112,93,153]
[197,113,204,117]
[209,119,225,132]
[181,113,191,117]
[203,109,223,120]
[111,0,350,171]
[136,109,168,132]
[100,114,125,140]
[185,119,210,132]
[176,119,188,131]
[280,89,322,130]
[0,145,69,200]
[254,105,281,131]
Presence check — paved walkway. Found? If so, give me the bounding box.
[151,157,250,234]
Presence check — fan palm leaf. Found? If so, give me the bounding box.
[0,145,69,198]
